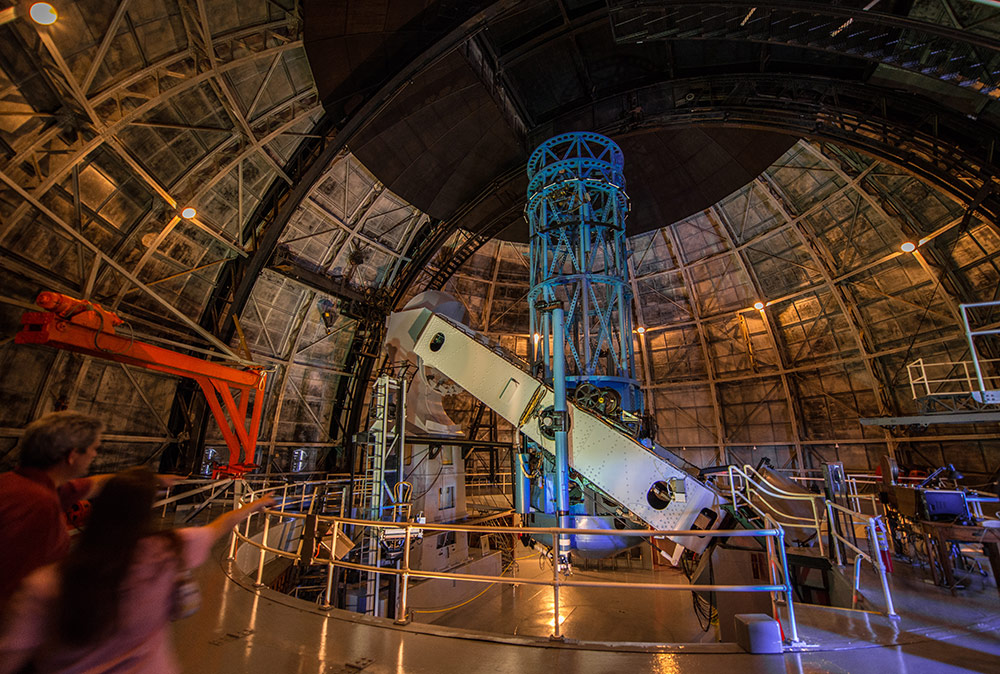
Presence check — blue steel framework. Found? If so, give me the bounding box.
[525,132,642,418]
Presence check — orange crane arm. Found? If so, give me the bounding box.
[16,292,266,477]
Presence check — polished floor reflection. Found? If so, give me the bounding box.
[171,542,1000,674]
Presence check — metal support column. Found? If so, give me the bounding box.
[552,305,572,558]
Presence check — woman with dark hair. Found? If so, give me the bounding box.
[0,469,273,673]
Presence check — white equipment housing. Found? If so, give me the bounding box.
[394,307,721,553]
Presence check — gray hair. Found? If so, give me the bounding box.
[17,411,105,470]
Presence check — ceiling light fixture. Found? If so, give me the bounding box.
[753,301,765,311]
[181,207,197,219]
[28,2,57,25]
[900,241,916,253]
[635,326,646,334]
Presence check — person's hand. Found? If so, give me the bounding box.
[155,473,186,488]
[251,496,277,511]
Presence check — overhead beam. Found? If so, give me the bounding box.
[607,1,1000,96]
[861,412,1000,426]
[268,248,373,307]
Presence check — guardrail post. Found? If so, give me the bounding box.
[551,528,562,639]
[229,485,253,561]
[322,560,335,609]
[255,511,270,587]
[867,517,897,617]
[395,524,413,625]
[826,501,843,566]
[322,520,339,609]
[162,484,172,518]
[814,500,826,559]
[776,524,800,644]
[764,527,780,627]
[852,555,863,609]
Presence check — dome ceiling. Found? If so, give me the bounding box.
[3,0,1000,478]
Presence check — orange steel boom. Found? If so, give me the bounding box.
[16,292,265,478]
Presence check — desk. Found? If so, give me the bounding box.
[918,521,1000,599]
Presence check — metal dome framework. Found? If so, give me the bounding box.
[0,0,999,480]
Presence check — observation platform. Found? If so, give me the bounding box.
[172,540,1000,674]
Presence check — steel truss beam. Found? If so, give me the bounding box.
[708,204,805,468]
[3,23,303,197]
[191,7,1000,468]
[432,74,1000,298]
[553,73,1000,218]
[608,1,1000,97]
[861,411,1000,426]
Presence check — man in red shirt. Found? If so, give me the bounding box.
[0,411,108,611]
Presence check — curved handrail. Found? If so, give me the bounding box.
[728,465,827,556]
[727,466,895,617]
[228,484,803,644]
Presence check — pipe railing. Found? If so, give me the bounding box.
[907,356,1000,399]
[728,465,828,558]
[781,474,882,517]
[728,465,896,618]
[825,501,896,617]
[465,471,513,495]
[228,497,804,646]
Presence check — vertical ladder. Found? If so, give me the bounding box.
[354,373,406,616]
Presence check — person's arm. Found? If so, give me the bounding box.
[76,473,112,500]
[77,472,184,500]
[205,496,276,542]
[174,496,276,569]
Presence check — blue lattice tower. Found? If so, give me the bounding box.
[526,132,642,422]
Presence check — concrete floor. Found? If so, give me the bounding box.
[171,541,1000,674]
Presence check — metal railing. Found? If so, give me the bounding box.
[727,465,896,618]
[781,474,882,517]
[825,501,896,617]
[907,357,1000,399]
[727,465,828,558]
[465,471,513,495]
[228,485,804,646]
[155,475,350,531]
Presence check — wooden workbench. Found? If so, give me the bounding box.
[919,520,1000,599]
